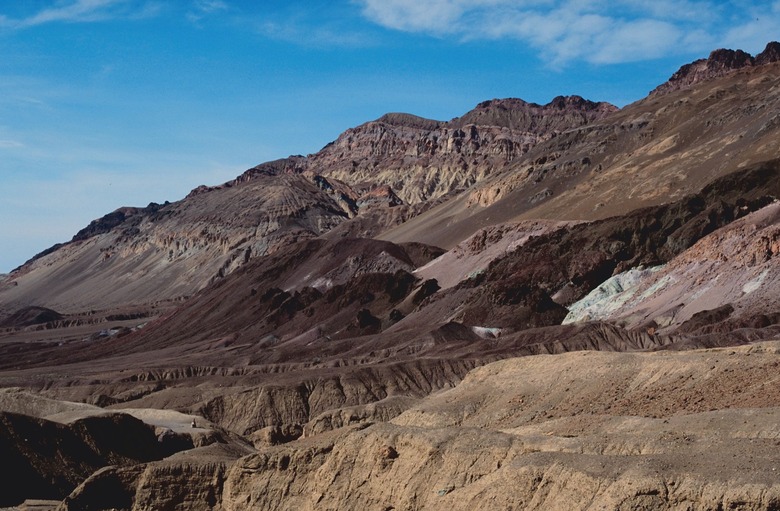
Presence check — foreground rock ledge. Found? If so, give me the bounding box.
[218,342,780,510]
[47,341,780,510]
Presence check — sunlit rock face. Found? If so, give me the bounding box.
[309,96,617,204]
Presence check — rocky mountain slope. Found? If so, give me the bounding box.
[380,42,780,250]
[4,44,778,315]
[0,97,614,317]
[0,171,354,313]
[2,43,780,510]
[650,41,780,96]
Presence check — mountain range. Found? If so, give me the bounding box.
[1,42,780,510]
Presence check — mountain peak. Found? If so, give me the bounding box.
[449,95,616,130]
[756,41,780,65]
[374,112,442,130]
[651,41,780,96]
[707,47,753,68]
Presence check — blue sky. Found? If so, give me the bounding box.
[0,0,777,273]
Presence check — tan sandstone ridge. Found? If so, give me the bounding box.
[7,342,779,510]
[215,342,780,510]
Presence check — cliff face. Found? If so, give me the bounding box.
[0,410,186,507]
[308,96,617,204]
[58,454,232,511]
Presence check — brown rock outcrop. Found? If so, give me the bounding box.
[308,96,616,205]
[0,411,187,507]
[57,446,240,511]
[651,42,780,96]
[755,41,780,65]
[0,306,63,328]
[449,96,616,130]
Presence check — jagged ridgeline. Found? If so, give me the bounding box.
[1,42,780,510]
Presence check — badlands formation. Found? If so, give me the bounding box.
[1,43,780,510]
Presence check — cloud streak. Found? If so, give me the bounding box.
[248,3,378,48]
[0,0,161,28]
[356,0,779,65]
[186,0,229,25]
[257,19,375,47]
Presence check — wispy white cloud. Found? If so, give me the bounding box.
[23,0,130,26]
[0,0,162,28]
[356,0,775,65]
[0,140,23,148]
[359,0,478,34]
[580,18,683,64]
[251,4,377,48]
[195,0,229,12]
[186,0,229,25]
[257,19,375,47]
